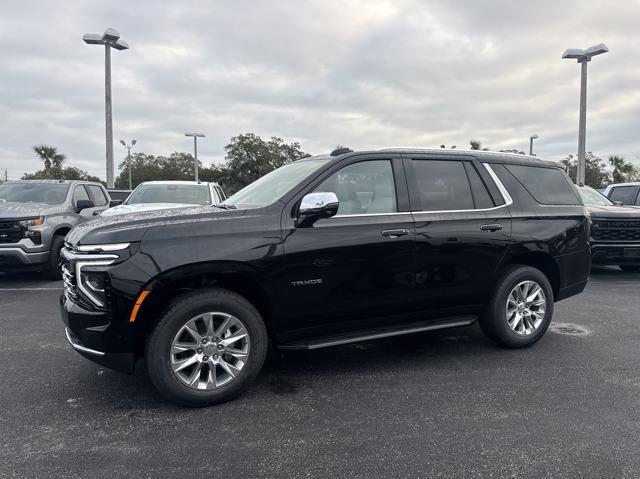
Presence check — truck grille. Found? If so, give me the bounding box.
[62,263,79,303]
[0,220,22,243]
[592,219,640,242]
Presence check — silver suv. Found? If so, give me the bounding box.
[0,180,111,278]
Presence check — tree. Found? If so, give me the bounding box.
[32,145,66,170]
[22,166,101,183]
[469,140,489,151]
[114,152,203,189]
[608,154,639,183]
[500,149,525,155]
[206,133,309,194]
[561,153,611,189]
[440,144,457,149]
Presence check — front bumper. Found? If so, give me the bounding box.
[591,243,640,266]
[60,295,134,373]
[0,247,49,269]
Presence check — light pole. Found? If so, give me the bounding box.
[120,139,136,190]
[529,134,539,156]
[83,28,129,189]
[562,43,608,185]
[185,132,205,182]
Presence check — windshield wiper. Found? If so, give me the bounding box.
[215,204,237,210]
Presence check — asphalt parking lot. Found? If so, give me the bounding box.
[0,268,639,478]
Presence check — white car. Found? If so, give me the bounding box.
[102,181,226,217]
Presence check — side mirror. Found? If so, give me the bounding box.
[613,201,624,206]
[75,199,95,212]
[109,200,122,207]
[297,192,339,227]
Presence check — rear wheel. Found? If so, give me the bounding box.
[145,288,267,407]
[619,265,640,273]
[480,265,554,348]
[44,235,65,280]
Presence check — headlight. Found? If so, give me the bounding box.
[18,216,44,228]
[19,216,44,243]
[79,269,109,307]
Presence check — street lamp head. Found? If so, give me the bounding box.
[530,134,539,140]
[83,33,104,45]
[185,132,205,138]
[562,44,609,62]
[102,28,121,42]
[585,43,609,57]
[111,39,129,51]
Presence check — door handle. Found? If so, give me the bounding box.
[480,224,503,232]
[381,229,410,238]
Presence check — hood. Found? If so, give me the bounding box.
[101,202,198,217]
[0,201,66,219]
[66,205,248,245]
[586,204,640,219]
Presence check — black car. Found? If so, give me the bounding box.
[577,185,640,272]
[60,149,591,406]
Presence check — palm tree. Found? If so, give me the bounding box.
[469,140,489,151]
[608,154,638,183]
[32,145,66,170]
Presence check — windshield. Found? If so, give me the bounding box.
[125,184,211,206]
[224,160,328,208]
[578,186,614,206]
[0,182,69,204]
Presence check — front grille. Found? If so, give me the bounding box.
[592,219,640,242]
[0,220,23,244]
[61,262,79,303]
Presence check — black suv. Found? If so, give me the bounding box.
[60,149,591,406]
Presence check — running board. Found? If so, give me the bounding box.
[278,316,477,351]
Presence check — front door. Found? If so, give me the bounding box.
[279,155,417,341]
[404,155,512,318]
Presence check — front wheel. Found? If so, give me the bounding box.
[43,235,65,280]
[480,265,554,348]
[145,289,268,407]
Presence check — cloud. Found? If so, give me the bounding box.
[1,0,639,181]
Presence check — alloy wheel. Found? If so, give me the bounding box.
[505,280,546,336]
[170,312,250,390]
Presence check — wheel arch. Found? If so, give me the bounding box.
[499,251,561,300]
[132,262,276,353]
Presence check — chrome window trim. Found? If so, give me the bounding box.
[334,212,412,218]
[483,163,514,206]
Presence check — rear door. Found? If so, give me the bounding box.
[280,154,417,339]
[404,154,512,318]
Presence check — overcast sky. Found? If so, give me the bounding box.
[1,0,639,180]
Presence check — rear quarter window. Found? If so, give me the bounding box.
[505,164,580,205]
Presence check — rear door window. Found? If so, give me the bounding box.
[411,159,474,211]
[609,186,637,205]
[505,165,580,205]
[464,163,495,209]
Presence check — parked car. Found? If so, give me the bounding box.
[577,185,640,272]
[106,189,132,204]
[603,182,640,207]
[101,181,225,217]
[60,149,590,406]
[0,180,111,278]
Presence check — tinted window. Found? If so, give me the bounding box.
[86,185,108,206]
[609,186,637,205]
[412,160,473,211]
[635,192,640,206]
[465,164,495,209]
[505,165,579,205]
[72,185,90,204]
[315,160,397,215]
[0,183,69,204]
[215,186,226,201]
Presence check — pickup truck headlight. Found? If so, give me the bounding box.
[19,216,44,243]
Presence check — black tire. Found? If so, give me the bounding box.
[619,265,640,273]
[44,235,65,280]
[480,265,554,349]
[145,288,268,407]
